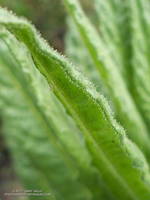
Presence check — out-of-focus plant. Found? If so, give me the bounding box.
[0,0,150,199]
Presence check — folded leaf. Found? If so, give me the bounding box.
[0,8,150,200]
[0,28,109,200]
[62,0,150,157]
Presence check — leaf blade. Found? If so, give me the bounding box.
[0,28,106,200]
[62,0,150,157]
[0,9,150,200]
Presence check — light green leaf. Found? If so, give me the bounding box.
[65,18,103,93]
[0,7,150,200]
[94,0,132,88]
[0,28,108,200]
[62,0,150,157]
[130,0,150,128]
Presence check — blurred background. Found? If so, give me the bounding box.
[0,0,92,199]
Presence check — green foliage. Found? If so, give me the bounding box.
[63,0,150,157]
[65,19,103,93]
[0,28,106,200]
[0,0,150,199]
[129,0,150,128]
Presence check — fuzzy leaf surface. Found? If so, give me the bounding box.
[0,28,108,200]
[0,8,150,200]
[62,0,150,157]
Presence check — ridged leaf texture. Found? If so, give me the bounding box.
[65,18,103,93]
[0,28,107,200]
[63,0,150,158]
[0,0,150,199]
[130,0,150,128]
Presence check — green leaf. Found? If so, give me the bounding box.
[65,18,103,93]
[0,7,150,200]
[0,28,108,200]
[62,0,150,157]
[129,0,150,128]
[94,0,132,88]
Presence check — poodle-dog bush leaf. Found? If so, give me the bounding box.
[0,0,150,199]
